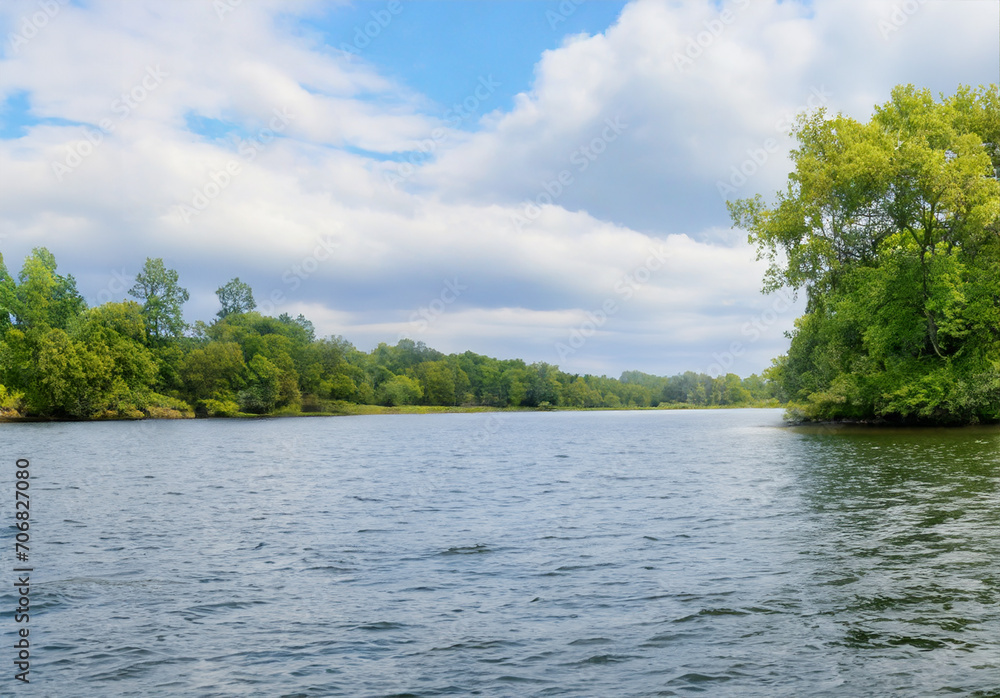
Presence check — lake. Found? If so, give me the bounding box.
[1,409,999,696]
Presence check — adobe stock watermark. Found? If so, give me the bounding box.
[255,236,340,315]
[6,0,69,54]
[87,266,133,308]
[546,0,585,30]
[716,85,832,199]
[338,0,403,55]
[51,65,168,181]
[175,106,294,223]
[384,75,501,192]
[877,0,927,39]
[706,286,795,376]
[672,0,750,71]
[510,115,628,232]
[213,0,247,21]
[555,245,668,361]
[397,278,467,341]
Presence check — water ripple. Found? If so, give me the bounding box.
[0,410,997,696]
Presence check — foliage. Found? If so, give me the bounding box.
[0,248,85,332]
[129,257,190,342]
[144,391,194,418]
[731,84,1000,423]
[238,354,282,413]
[376,374,424,406]
[0,383,24,415]
[216,277,256,318]
[198,398,242,417]
[181,341,246,401]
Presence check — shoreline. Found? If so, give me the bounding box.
[4,402,994,427]
[0,402,783,423]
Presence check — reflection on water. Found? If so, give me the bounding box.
[0,410,998,696]
[788,424,1000,669]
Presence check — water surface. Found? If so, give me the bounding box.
[1,409,998,696]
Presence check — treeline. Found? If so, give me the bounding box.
[0,250,778,419]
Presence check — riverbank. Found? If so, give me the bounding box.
[0,399,784,422]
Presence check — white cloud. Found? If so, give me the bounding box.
[410,0,998,236]
[0,0,995,377]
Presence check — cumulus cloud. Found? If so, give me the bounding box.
[411,0,998,235]
[0,0,995,377]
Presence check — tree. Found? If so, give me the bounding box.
[180,341,246,401]
[50,271,86,330]
[246,333,300,408]
[216,277,256,319]
[0,327,113,418]
[238,354,281,413]
[129,258,189,342]
[719,373,750,405]
[500,365,529,406]
[690,382,707,406]
[411,361,456,405]
[13,251,56,329]
[730,84,1000,423]
[3,248,86,331]
[563,376,603,407]
[277,312,315,342]
[72,302,158,409]
[0,254,14,337]
[376,374,423,406]
[522,362,563,407]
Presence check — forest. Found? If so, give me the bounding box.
[731,84,1000,424]
[0,252,777,419]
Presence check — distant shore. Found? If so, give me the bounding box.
[0,401,783,423]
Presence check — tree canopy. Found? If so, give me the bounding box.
[128,257,189,342]
[730,84,1000,423]
[216,277,256,319]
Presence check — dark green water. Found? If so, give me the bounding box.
[1,409,998,695]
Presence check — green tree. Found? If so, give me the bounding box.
[500,365,529,406]
[277,313,315,342]
[563,376,603,407]
[248,334,300,408]
[0,327,111,418]
[238,353,281,413]
[129,258,189,342]
[719,373,750,405]
[690,382,707,406]
[730,84,1000,423]
[181,341,246,401]
[0,254,14,337]
[71,301,158,413]
[13,251,56,329]
[376,374,423,406]
[522,362,563,407]
[3,248,85,331]
[414,361,456,405]
[215,277,256,318]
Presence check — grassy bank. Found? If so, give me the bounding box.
[0,399,785,422]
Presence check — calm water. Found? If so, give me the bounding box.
[1,409,999,696]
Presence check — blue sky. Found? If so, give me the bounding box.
[307,1,630,115]
[0,89,84,138]
[0,0,997,378]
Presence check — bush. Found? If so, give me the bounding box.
[0,385,24,417]
[198,398,241,417]
[144,392,194,418]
